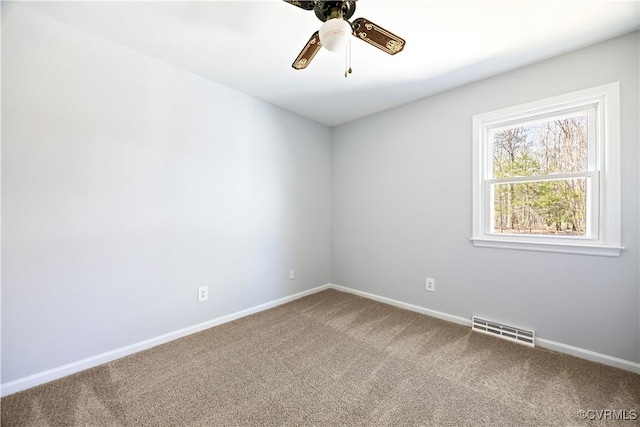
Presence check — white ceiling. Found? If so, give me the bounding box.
[22,1,640,126]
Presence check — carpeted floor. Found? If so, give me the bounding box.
[2,289,639,426]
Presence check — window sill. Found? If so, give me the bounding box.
[470,238,624,257]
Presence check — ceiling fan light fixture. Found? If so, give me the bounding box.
[319,18,352,52]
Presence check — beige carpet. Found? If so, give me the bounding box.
[2,289,639,426]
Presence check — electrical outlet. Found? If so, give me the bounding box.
[289,270,295,280]
[198,286,208,302]
[425,278,435,292]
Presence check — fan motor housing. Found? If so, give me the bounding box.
[314,1,356,22]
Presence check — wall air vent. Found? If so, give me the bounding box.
[472,316,535,348]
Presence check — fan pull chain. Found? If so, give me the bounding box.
[345,38,352,78]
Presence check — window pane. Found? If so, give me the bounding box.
[492,178,587,236]
[492,114,588,178]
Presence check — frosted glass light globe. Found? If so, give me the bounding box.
[319,18,352,52]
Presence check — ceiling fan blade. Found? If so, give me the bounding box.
[292,31,322,70]
[283,0,316,11]
[351,18,405,55]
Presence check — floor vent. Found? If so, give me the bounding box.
[472,316,535,347]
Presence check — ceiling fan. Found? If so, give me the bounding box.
[283,0,406,71]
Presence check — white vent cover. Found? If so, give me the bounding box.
[472,316,535,347]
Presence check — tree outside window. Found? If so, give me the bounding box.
[472,83,622,257]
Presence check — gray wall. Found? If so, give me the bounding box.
[2,4,331,382]
[331,32,640,363]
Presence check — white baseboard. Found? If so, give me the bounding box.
[328,283,640,375]
[0,284,331,397]
[329,284,472,327]
[536,338,640,374]
[3,282,638,396]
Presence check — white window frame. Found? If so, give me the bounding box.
[471,82,623,257]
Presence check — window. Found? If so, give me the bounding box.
[472,83,623,257]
